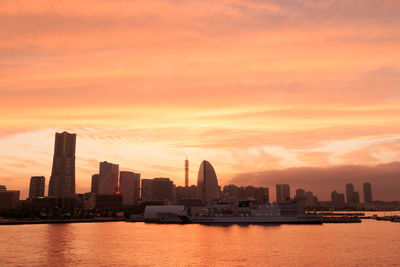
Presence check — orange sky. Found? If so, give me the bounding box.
[1,0,400,199]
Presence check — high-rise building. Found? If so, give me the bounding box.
[305,191,314,206]
[0,187,20,208]
[185,157,189,187]
[153,178,174,201]
[276,184,290,203]
[331,190,345,209]
[141,179,154,201]
[353,191,360,204]
[48,131,76,198]
[295,188,306,200]
[119,171,141,205]
[91,174,100,194]
[363,182,373,203]
[98,161,119,195]
[197,160,219,203]
[29,176,45,198]
[346,183,355,204]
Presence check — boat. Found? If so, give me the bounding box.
[152,202,323,224]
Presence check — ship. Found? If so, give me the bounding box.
[150,202,323,224]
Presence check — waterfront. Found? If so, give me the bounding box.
[1,219,399,266]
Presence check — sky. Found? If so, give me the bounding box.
[1,0,400,200]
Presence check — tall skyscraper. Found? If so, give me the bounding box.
[346,183,354,204]
[276,184,290,203]
[363,182,373,203]
[119,171,141,205]
[197,160,219,203]
[48,131,76,198]
[29,176,45,198]
[98,161,119,195]
[185,157,189,187]
[353,191,360,204]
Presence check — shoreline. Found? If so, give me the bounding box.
[0,218,126,225]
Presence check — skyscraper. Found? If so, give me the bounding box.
[197,160,219,203]
[153,178,174,201]
[276,184,290,203]
[119,171,141,205]
[185,157,189,187]
[29,176,45,198]
[48,131,76,198]
[346,183,354,204]
[363,182,373,203]
[98,161,119,195]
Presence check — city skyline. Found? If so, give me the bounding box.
[1,0,400,201]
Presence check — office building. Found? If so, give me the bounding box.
[305,191,314,206]
[197,160,219,203]
[153,178,174,202]
[119,171,141,205]
[91,174,100,194]
[346,183,355,204]
[141,179,154,201]
[29,176,45,198]
[98,161,119,195]
[0,190,20,208]
[331,190,345,209]
[48,131,76,198]
[363,182,373,203]
[353,191,360,204]
[276,184,290,203]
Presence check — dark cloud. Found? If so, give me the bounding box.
[229,161,400,201]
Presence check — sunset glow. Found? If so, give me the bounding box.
[1,0,400,199]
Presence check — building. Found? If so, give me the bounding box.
[0,190,20,208]
[197,160,219,203]
[305,191,314,206]
[276,184,290,204]
[98,161,119,195]
[175,185,197,200]
[29,176,45,198]
[0,185,6,192]
[331,190,345,209]
[119,171,141,205]
[346,183,355,204]
[141,179,154,201]
[295,188,306,200]
[363,182,373,203]
[91,174,100,194]
[153,178,174,202]
[353,191,360,204]
[48,131,76,198]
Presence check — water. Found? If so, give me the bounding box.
[1,219,399,266]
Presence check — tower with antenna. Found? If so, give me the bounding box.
[185,157,189,187]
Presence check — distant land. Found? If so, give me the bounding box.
[230,162,400,201]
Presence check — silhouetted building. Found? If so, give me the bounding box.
[305,191,314,206]
[197,160,219,203]
[295,188,306,200]
[363,182,373,203]
[276,184,290,203]
[0,185,6,192]
[91,174,100,194]
[48,131,76,198]
[95,194,123,209]
[175,185,197,200]
[141,179,154,201]
[353,191,360,204]
[29,176,45,198]
[153,178,174,202]
[0,190,20,208]
[119,171,141,205]
[98,161,119,195]
[346,183,355,204]
[331,190,345,209]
